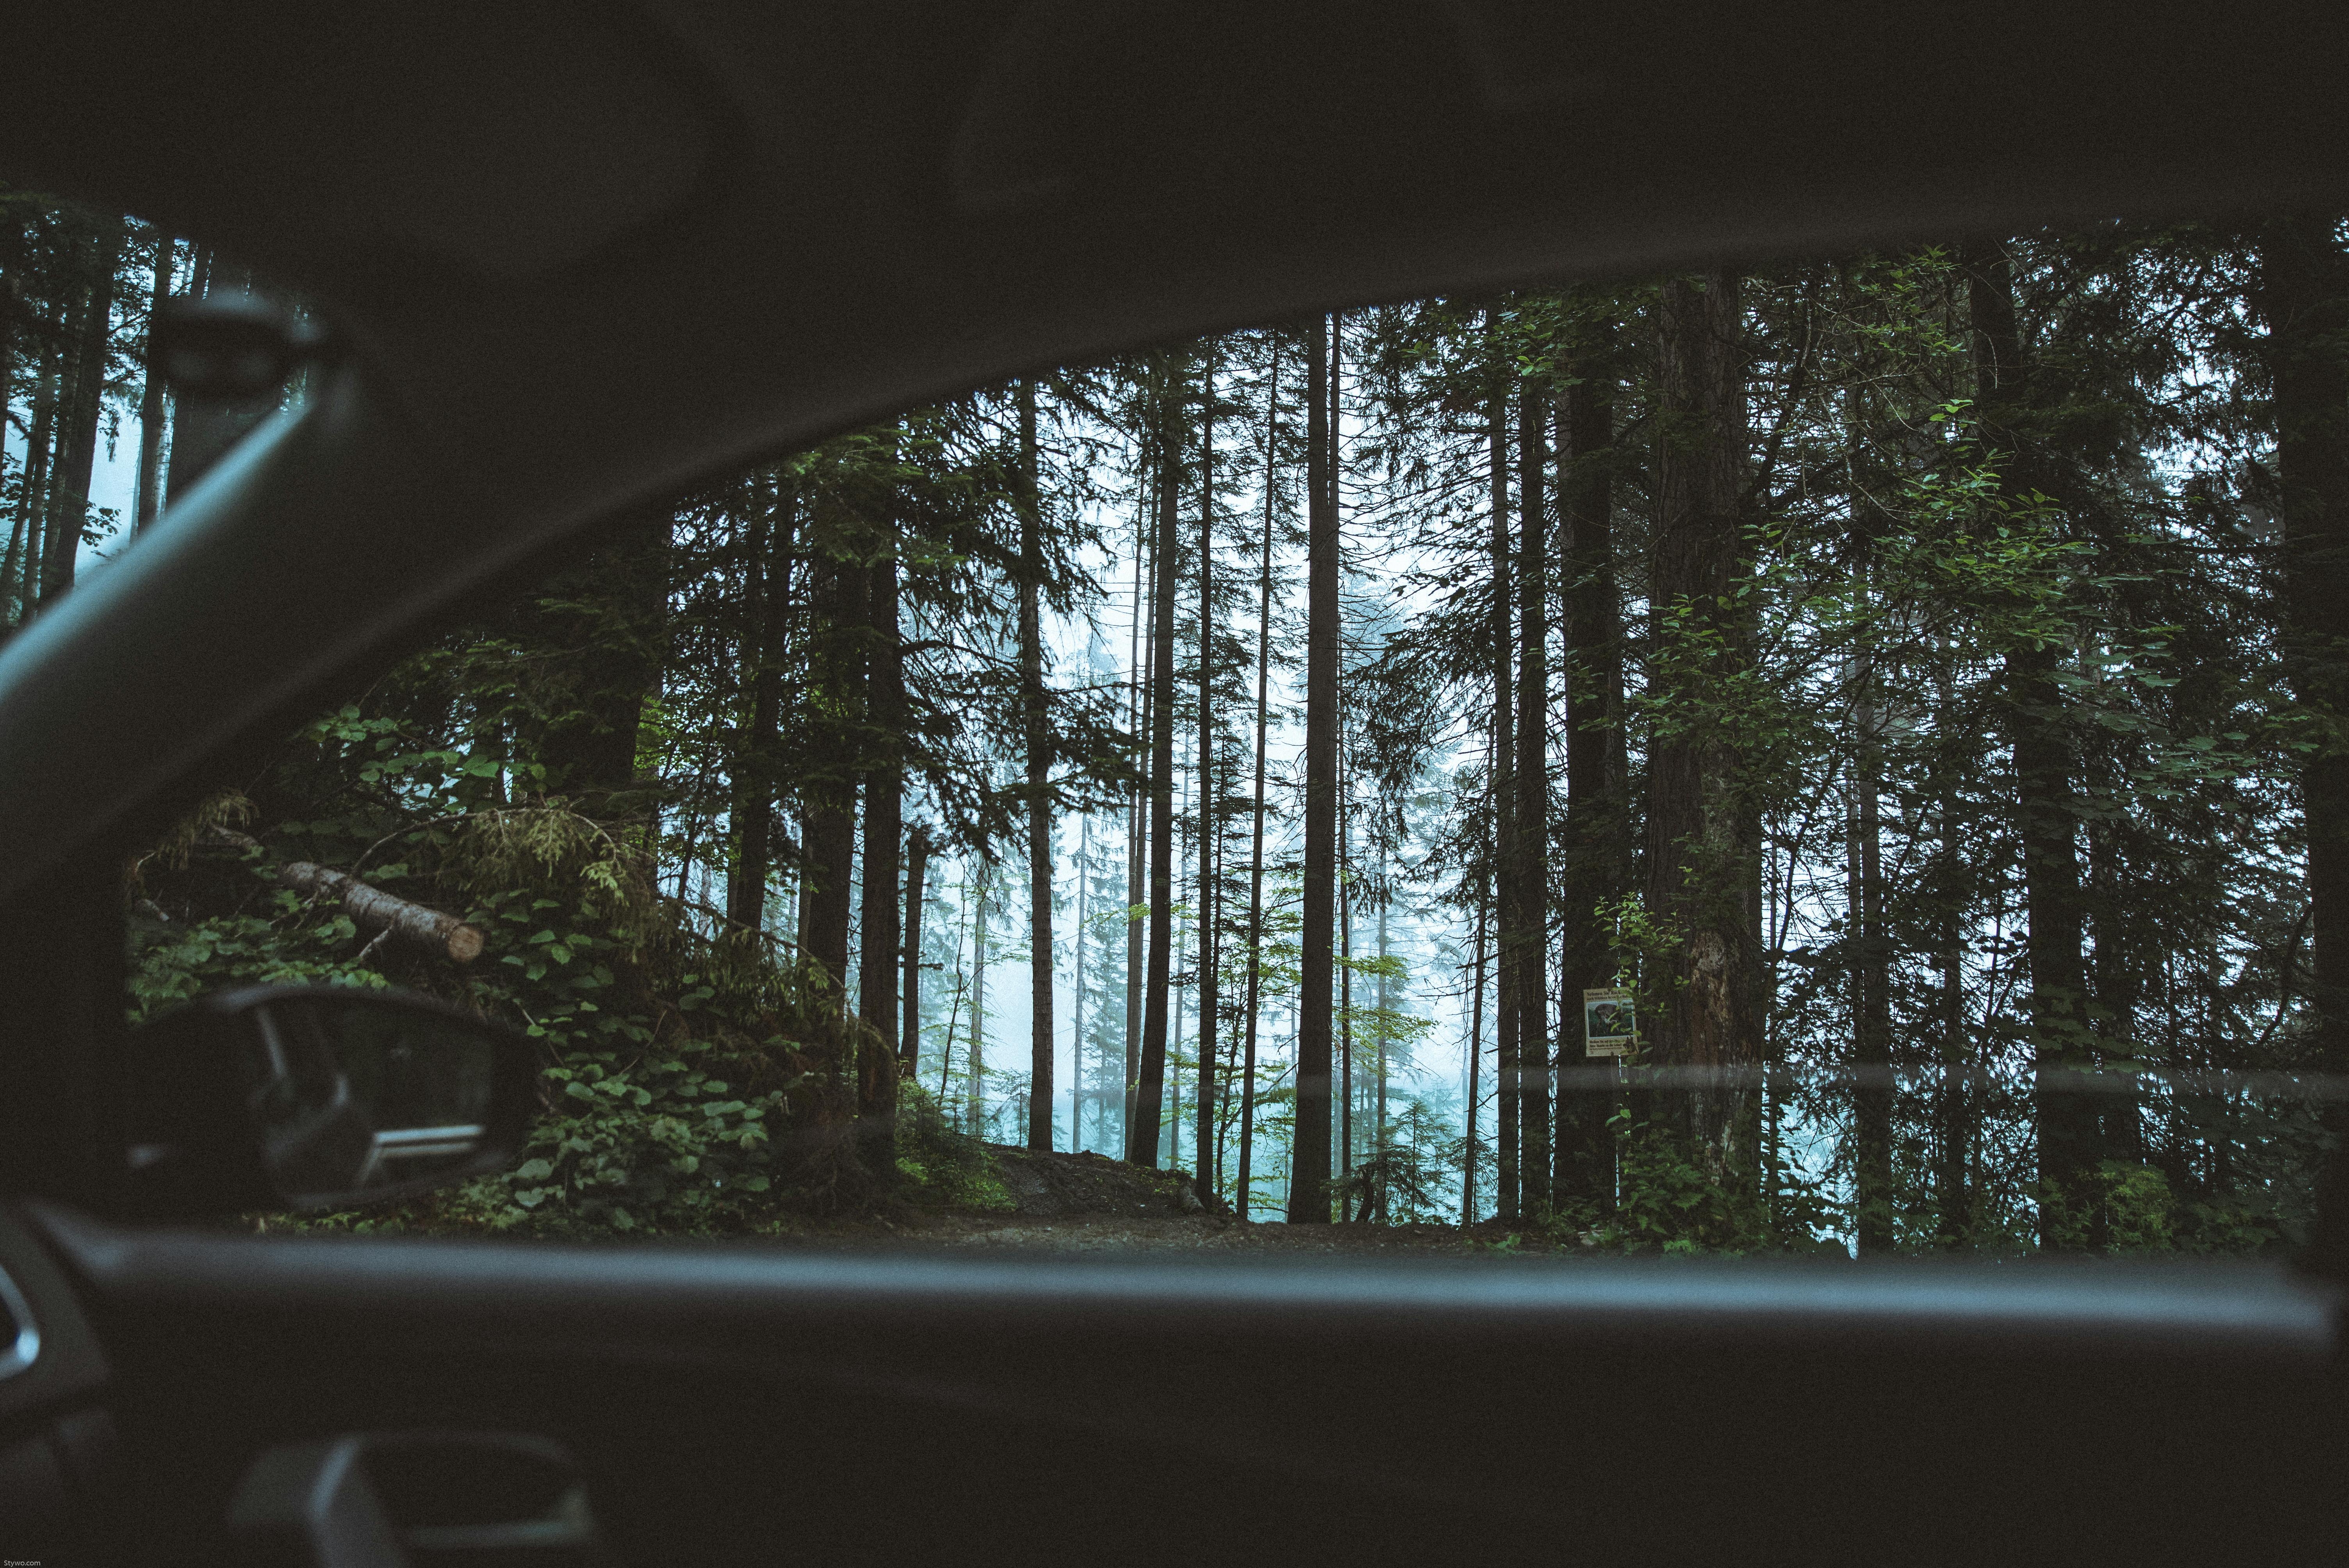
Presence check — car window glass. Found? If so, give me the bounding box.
[112,219,2349,1258]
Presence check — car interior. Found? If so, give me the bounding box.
[2,3,2348,1563]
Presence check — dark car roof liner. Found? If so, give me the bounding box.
[0,1,2344,898]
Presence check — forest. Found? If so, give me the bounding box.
[7,184,2347,1255]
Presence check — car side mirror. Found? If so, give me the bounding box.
[126,986,536,1219]
[148,293,330,401]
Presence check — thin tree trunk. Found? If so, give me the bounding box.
[730,473,797,932]
[1194,351,1220,1187]
[1019,380,1056,1152]
[903,827,930,1074]
[1339,766,1354,1210]
[41,215,125,604]
[1237,334,1280,1219]
[1852,640,1895,1253]
[938,875,970,1099]
[1171,862,1188,1170]
[1073,812,1090,1151]
[1935,741,1971,1247]
[132,227,174,533]
[970,866,989,1134]
[1287,314,1337,1224]
[1130,361,1183,1165]
[1488,343,1520,1222]
[1516,376,1552,1210]
[1464,866,1491,1224]
[1125,483,1150,1146]
[1375,839,1390,1219]
[5,327,59,624]
[1646,271,1760,1169]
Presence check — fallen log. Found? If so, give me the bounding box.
[207,829,485,964]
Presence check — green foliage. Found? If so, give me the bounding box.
[1545,1108,1838,1256]
[891,1085,1017,1213]
[454,1041,797,1236]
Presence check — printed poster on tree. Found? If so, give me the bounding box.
[1583,987,1634,1057]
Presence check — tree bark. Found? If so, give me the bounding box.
[1554,330,1627,1210]
[41,215,125,604]
[6,324,59,624]
[1194,352,1220,1187]
[1515,375,1551,1211]
[902,826,929,1073]
[1129,359,1183,1166]
[1013,381,1056,1151]
[1464,866,1491,1224]
[801,550,863,1001]
[1487,343,1520,1222]
[2256,217,2349,1096]
[280,861,485,964]
[1965,240,2098,1243]
[1125,485,1150,1146]
[1339,759,1354,1206]
[536,507,668,806]
[1237,333,1280,1219]
[857,506,905,1138]
[969,864,989,1133]
[1287,314,1338,1223]
[132,226,174,533]
[1851,641,1895,1252]
[209,831,484,964]
[728,474,796,931]
[1646,271,1760,1168]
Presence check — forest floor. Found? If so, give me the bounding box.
[794,1145,1508,1253]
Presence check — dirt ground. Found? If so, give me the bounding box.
[820,1144,1506,1253]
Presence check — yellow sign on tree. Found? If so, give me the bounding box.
[1583,988,1634,1057]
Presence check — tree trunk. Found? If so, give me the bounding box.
[1464,866,1491,1224]
[1554,329,1627,1210]
[1019,380,1057,1152]
[41,215,125,605]
[1851,645,1895,1252]
[857,504,905,1139]
[902,827,930,1074]
[1194,352,1220,1186]
[802,551,863,1001]
[209,830,484,964]
[1488,346,1520,1222]
[6,325,60,624]
[1287,314,1338,1224]
[1238,334,1280,1219]
[1125,483,1150,1146]
[1646,271,1760,1168]
[278,860,485,964]
[1966,240,2098,1243]
[1074,812,1090,1152]
[533,506,669,814]
[729,474,797,932]
[1515,376,1552,1211]
[969,866,989,1133]
[1375,842,1391,1213]
[1339,765,1354,1207]
[1130,360,1183,1166]
[132,226,174,533]
[2256,217,2349,1098]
